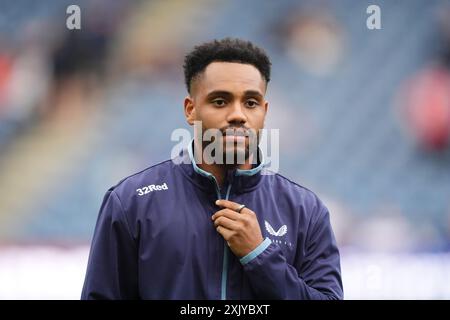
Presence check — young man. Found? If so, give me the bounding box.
[81,38,343,300]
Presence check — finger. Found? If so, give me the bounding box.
[214,216,240,230]
[215,199,243,211]
[212,208,241,221]
[216,225,234,241]
[238,207,253,216]
[216,199,253,215]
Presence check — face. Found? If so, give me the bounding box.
[184,62,269,165]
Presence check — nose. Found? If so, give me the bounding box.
[226,101,247,125]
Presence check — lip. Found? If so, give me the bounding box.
[223,129,248,137]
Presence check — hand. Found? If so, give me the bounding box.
[212,199,264,258]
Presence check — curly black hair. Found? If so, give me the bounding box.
[183,38,271,93]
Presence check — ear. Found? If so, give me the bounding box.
[184,96,196,125]
[262,101,269,128]
[263,100,269,115]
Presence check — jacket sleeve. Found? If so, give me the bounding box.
[81,189,139,300]
[240,208,343,300]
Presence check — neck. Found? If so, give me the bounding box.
[193,141,254,188]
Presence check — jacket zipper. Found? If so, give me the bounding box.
[210,175,233,300]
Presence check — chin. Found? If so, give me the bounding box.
[223,147,248,165]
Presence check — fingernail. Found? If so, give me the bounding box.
[215,200,220,205]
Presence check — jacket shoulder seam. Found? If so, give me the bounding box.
[112,159,173,190]
[110,190,137,245]
[272,172,319,197]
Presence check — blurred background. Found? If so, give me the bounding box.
[1,0,450,299]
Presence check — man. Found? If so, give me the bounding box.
[81,38,343,299]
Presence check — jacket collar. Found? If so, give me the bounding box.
[176,140,265,196]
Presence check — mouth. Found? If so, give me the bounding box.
[223,135,247,143]
[222,128,249,137]
[222,129,249,144]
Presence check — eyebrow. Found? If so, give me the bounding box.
[243,90,264,99]
[205,90,264,100]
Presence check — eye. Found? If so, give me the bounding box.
[212,99,226,107]
[245,99,260,108]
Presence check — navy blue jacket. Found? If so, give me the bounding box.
[81,143,343,299]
